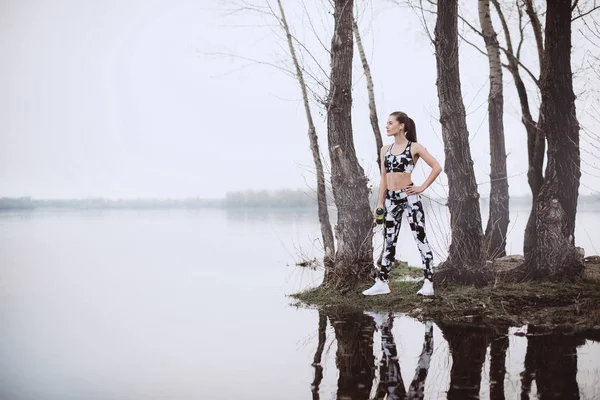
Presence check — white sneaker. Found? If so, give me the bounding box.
[362,279,391,296]
[417,279,434,296]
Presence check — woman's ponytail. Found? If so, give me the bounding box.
[406,117,417,142]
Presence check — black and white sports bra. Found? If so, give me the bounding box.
[384,142,415,174]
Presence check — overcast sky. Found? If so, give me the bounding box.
[1,0,598,199]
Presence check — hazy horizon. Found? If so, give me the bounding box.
[2,192,600,201]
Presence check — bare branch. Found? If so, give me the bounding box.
[572,5,600,21]
[459,32,489,57]
[580,14,600,43]
[200,50,296,77]
[414,0,435,44]
[491,0,538,135]
[258,1,330,96]
[458,0,541,87]
[300,0,332,55]
[292,39,330,79]
[458,13,485,38]
[516,0,526,60]
[499,48,540,86]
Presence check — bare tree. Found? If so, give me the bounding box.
[408,0,510,264]
[275,0,336,270]
[218,1,377,289]
[522,0,548,260]
[399,0,595,280]
[463,0,590,278]
[434,0,486,282]
[324,0,374,289]
[479,0,510,260]
[353,18,383,171]
[490,0,546,260]
[353,12,386,268]
[529,0,584,278]
[490,0,586,277]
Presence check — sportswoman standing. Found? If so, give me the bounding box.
[363,112,442,296]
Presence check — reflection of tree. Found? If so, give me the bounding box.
[314,312,591,400]
[327,309,376,400]
[489,330,509,400]
[407,321,434,400]
[521,326,584,400]
[438,322,494,400]
[311,309,327,400]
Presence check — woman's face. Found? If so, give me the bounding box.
[386,116,404,137]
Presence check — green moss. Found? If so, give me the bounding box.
[391,260,423,279]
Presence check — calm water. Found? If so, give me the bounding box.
[0,207,599,399]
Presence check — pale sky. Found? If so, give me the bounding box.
[1,0,598,199]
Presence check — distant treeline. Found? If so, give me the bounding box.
[0,190,320,210]
[1,191,599,210]
[225,189,317,208]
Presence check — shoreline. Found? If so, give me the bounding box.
[290,259,600,331]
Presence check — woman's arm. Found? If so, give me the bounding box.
[405,143,442,195]
[376,146,388,209]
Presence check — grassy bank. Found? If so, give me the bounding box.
[291,261,600,330]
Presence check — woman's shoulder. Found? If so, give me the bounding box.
[411,141,424,151]
[410,141,428,156]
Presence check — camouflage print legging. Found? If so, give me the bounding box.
[379,189,434,282]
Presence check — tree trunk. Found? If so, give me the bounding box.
[276,0,336,270]
[434,0,485,282]
[492,0,545,261]
[523,129,546,261]
[353,18,385,269]
[528,0,583,278]
[324,0,374,290]
[353,19,383,172]
[522,0,547,261]
[479,0,509,260]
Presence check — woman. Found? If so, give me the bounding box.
[363,111,442,296]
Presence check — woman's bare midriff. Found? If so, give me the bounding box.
[386,172,413,191]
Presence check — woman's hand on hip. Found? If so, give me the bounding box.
[405,185,424,195]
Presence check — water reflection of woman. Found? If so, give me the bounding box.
[407,320,434,399]
[363,112,442,297]
[368,313,435,400]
